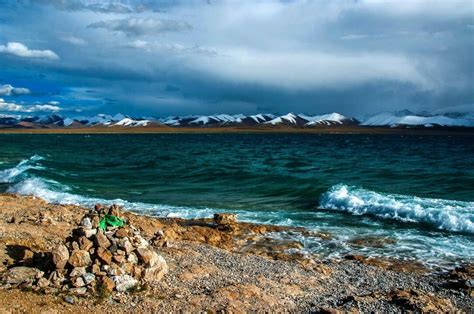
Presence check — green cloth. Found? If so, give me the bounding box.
[98,214,124,231]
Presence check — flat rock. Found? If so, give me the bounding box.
[3,267,41,285]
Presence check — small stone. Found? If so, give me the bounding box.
[96,247,113,265]
[127,252,138,264]
[89,248,95,255]
[133,235,149,248]
[71,241,80,251]
[115,227,131,238]
[78,236,93,251]
[73,277,85,288]
[70,287,87,296]
[92,264,101,275]
[52,244,69,269]
[95,232,111,249]
[116,249,125,256]
[83,273,95,285]
[81,217,92,229]
[109,205,121,217]
[36,277,50,288]
[121,238,133,254]
[136,248,159,267]
[122,262,134,273]
[70,267,86,278]
[112,274,137,292]
[64,296,75,305]
[101,276,115,292]
[113,255,125,264]
[94,204,102,212]
[84,228,97,238]
[91,216,100,228]
[49,270,65,286]
[68,250,92,268]
[109,243,118,254]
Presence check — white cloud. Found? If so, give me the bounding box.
[88,18,192,36]
[60,35,87,46]
[0,98,62,112]
[0,42,59,60]
[189,49,432,90]
[0,84,31,96]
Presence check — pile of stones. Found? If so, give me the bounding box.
[4,204,168,296]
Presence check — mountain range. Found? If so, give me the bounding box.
[1,111,473,129]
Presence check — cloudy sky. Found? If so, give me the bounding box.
[0,0,473,117]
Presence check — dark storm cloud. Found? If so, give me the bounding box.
[0,0,472,116]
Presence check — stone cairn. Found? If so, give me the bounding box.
[40,204,168,295]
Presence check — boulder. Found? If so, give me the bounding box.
[68,250,92,268]
[52,244,69,269]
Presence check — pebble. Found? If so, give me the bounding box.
[64,296,75,305]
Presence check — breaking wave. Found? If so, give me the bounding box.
[320,184,474,233]
[0,155,44,183]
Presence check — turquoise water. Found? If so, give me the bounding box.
[1,134,473,267]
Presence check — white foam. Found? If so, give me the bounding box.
[320,184,474,233]
[0,155,44,183]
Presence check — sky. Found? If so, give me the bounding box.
[0,0,473,117]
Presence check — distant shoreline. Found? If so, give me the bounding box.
[1,125,474,135]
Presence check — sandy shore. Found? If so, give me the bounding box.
[0,194,472,312]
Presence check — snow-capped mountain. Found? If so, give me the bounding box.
[0,110,473,129]
[360,111,474,127]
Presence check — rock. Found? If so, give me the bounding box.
[112,274,137,292]
[214,213,237,225]
[95,231,111,248]
[113,255,125,264]
[48,270,65,286]
[121,238,134,255]
[388,289,455,313]
[71,241,80,251]
[70,267,86,278]
[109,205,121,217]
[81,217,92,229]
[115,227,131,238]
[70,287,87,296]
[91,216,100,228]
[3,267,41,285]
[68,250,92,268]
[64,296,75,304]
[136,248,160,267]
[127,252,138,264]
[132,235,149,248]
[83,273,95,285]
[73,277,85,288]
[52,244,69,269]
[78,236,93,251]
[84,228,97,238]
[96,247,113,265]
[142,256,169,283]
[94,204,102,212]
[36,277,50,288]
[101,276,115,292]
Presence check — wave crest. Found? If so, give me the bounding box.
[0,155,44,183]
[320,184,474,233]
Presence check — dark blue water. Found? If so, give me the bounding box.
[1,134,473,267]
